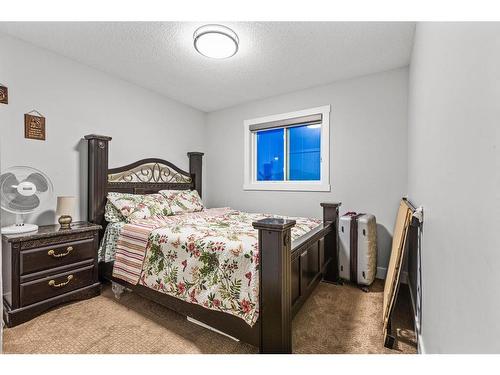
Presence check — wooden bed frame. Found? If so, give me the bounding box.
[84,134,341,354]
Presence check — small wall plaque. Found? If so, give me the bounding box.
[0,85,7,104]
[24,111,46,141]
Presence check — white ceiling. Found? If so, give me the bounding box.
[0,22,415,112]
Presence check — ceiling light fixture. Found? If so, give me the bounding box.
[193,24,239,59]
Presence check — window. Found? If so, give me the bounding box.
[244,105,330,191]
[256,128,284,181]
[255,125,321,181]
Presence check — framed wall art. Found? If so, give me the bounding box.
[0,84,8,104]
[24,110,46,141]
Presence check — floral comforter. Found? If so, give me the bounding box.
[112,208,321,326]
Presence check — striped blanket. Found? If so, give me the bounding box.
[112,222,157,284]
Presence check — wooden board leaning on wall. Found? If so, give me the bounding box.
[383,199,413,343]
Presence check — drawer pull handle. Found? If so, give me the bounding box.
[48,275,74,288]
[48,246,73,258]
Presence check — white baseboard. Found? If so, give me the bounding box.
[376,266,408,284]
[418,334,426,354]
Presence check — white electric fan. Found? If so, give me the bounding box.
[0,166,53,234]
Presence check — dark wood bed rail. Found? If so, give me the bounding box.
[320,202,341,283]
[84,134,340,354]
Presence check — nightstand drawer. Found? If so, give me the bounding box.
[20,238,95,275]
[20,264,95,307]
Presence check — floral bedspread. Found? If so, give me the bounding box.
[98,222,125,262]
[113,208,321,326]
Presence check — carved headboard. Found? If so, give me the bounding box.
[84,134,203,230]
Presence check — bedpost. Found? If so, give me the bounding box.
[320,202,342,283]
[84,134,112,228]
[252,218,296,354]
[187,152,204,198]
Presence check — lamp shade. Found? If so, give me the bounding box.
[56,196,76,216]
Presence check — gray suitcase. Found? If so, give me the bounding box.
[338,212,377,286]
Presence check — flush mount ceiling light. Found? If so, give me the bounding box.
[193,24,239,59]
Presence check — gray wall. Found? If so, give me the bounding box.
[408,23,500,353]
[0,35,205,226]
[205,68,409,272]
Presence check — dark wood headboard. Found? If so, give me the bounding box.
[84,134,203,230]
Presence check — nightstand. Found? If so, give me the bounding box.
[2,221,101,327]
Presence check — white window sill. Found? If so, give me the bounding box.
[243,182,331,192]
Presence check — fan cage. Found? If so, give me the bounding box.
[0,166,54,215]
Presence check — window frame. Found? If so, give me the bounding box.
[243,105,331,192]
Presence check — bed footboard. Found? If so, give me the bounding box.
[252,218,296,354]
[253,203,341,354]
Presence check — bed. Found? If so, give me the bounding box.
[85,134,341,353]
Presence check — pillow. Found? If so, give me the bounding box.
[107,192,172,222]
[104,200,126,223]
[159,189,204,214]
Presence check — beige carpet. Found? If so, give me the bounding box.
[3,280,416,354]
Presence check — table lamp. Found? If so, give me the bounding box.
[56,196,76,229]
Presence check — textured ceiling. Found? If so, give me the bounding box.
[0,22,415,112]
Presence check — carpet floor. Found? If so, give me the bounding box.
[3,279,417,354]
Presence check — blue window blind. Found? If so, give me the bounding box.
[288,125,321,180]
[256,128,284,181]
